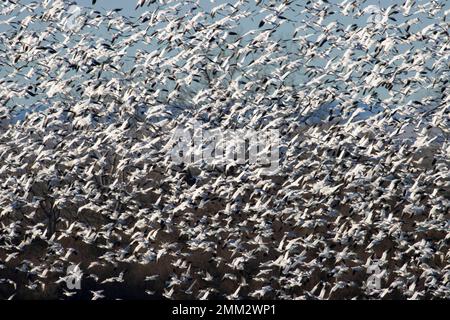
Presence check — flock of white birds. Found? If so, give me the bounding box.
[0,0,449,300]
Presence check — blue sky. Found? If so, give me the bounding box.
[1,0,447,120]
[4,0,449,37]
